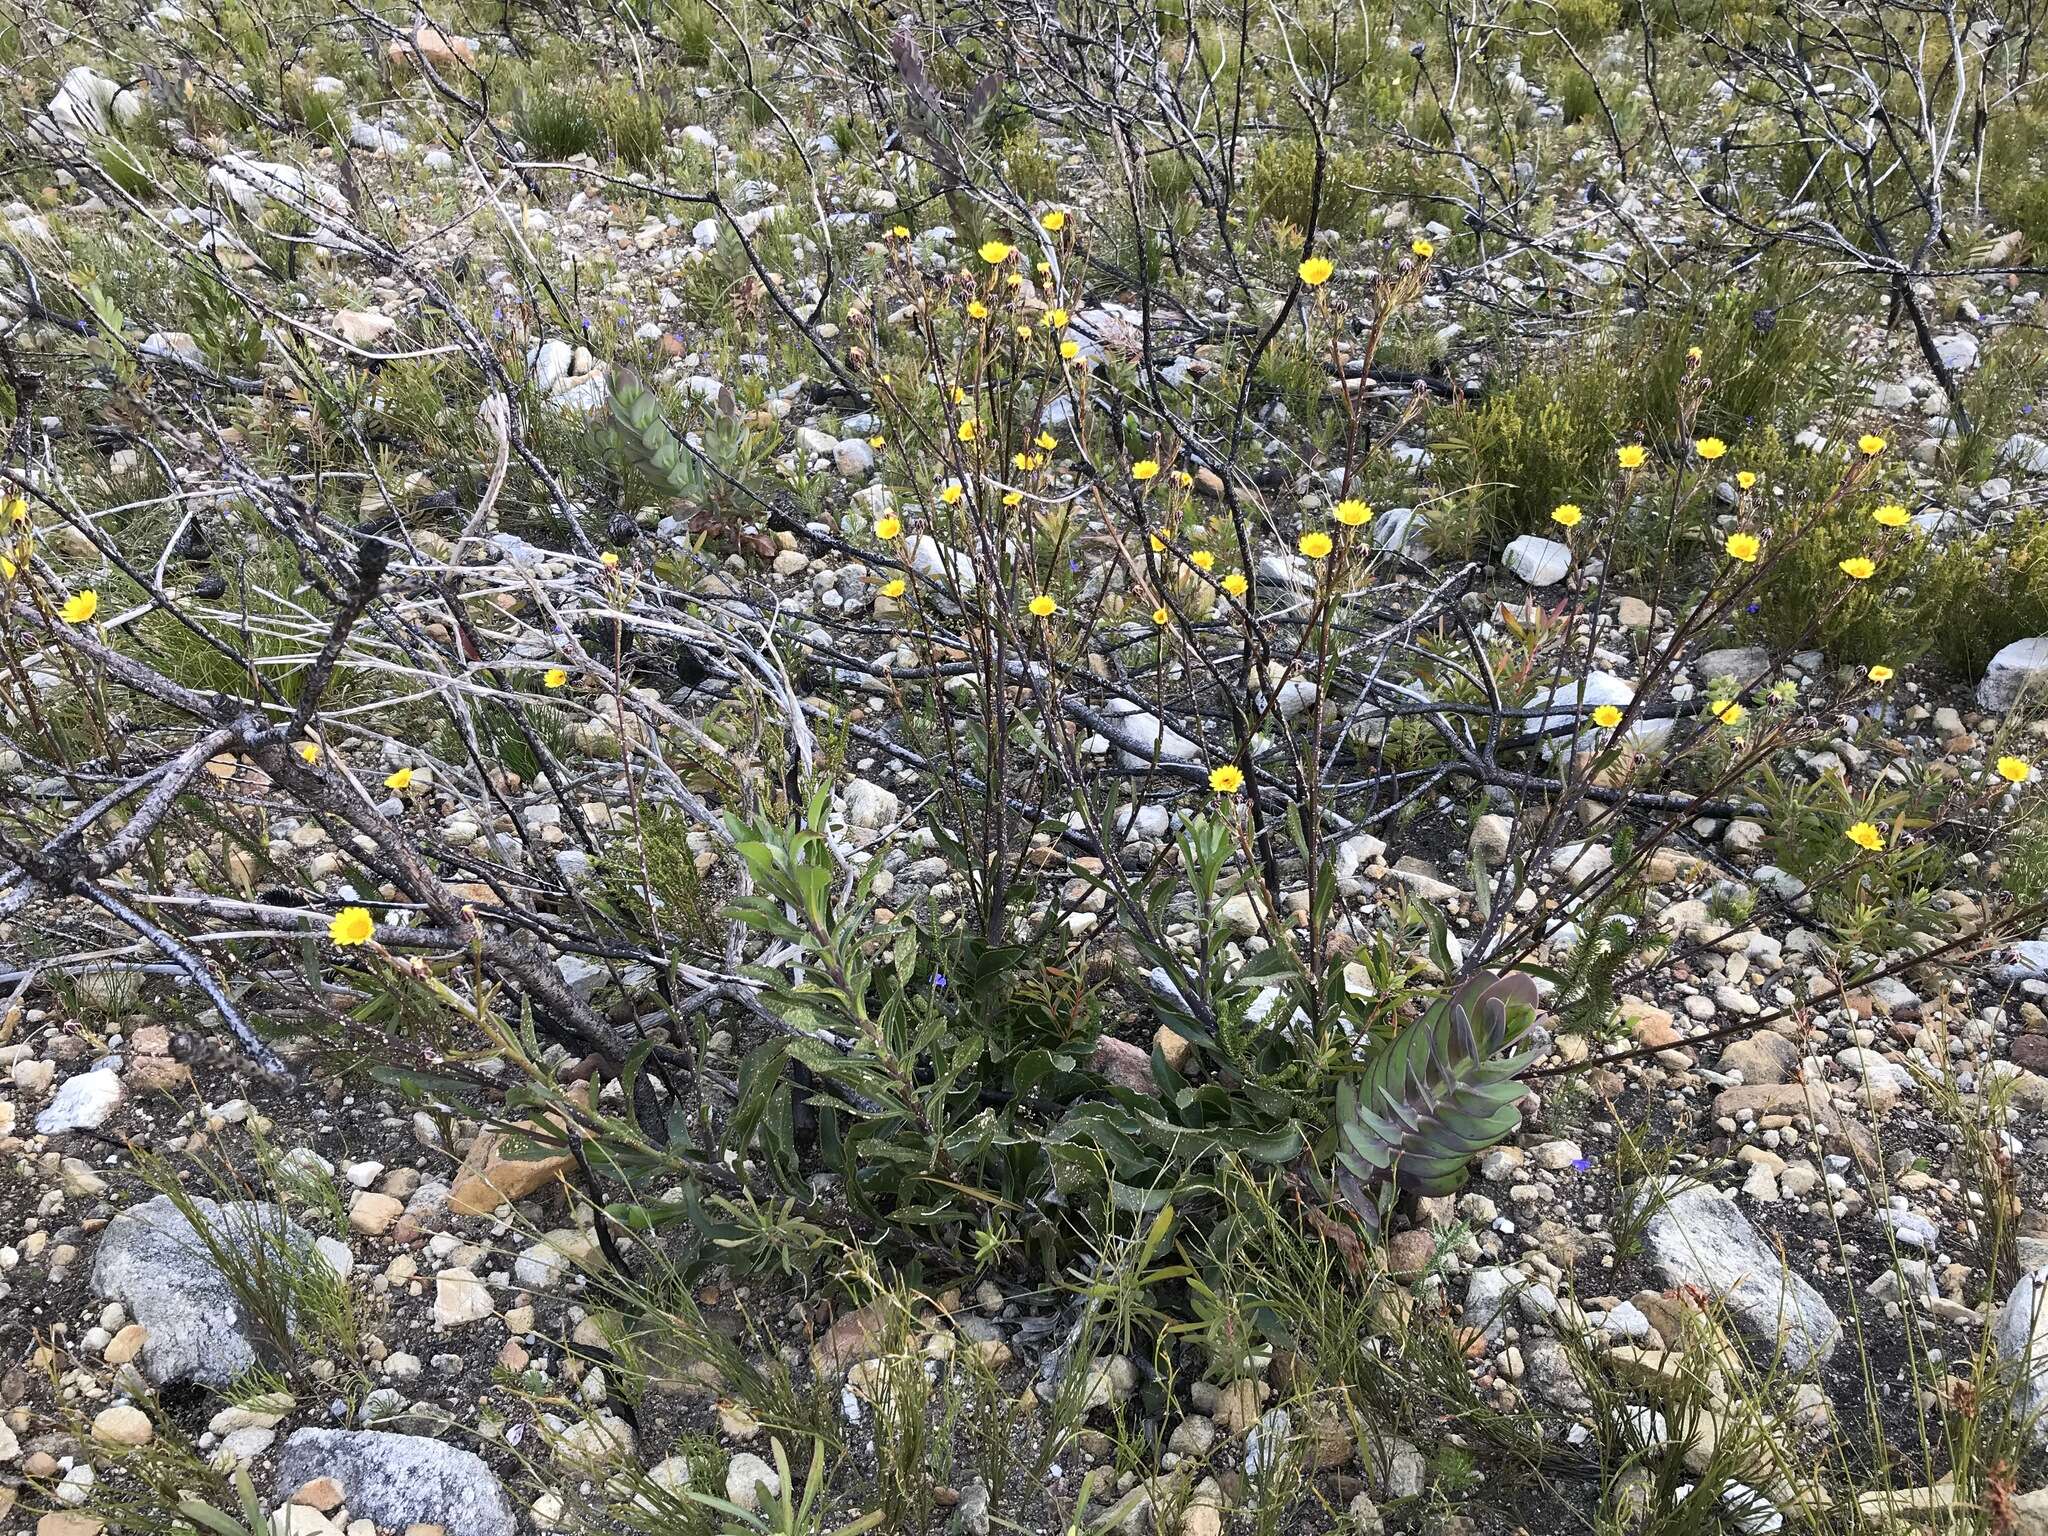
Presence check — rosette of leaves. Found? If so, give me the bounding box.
[611,365,709,500]
[1332,971,1542,1224]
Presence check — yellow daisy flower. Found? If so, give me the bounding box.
[1028,594,1057,617]
[1695,437,1728,461]
[1298,531,1333,559]
[1298,257,1334,286]
[1839,556,1876,580]
[881,577,907,599]
[1333,499,1371,527]
[1591,705,1624,729]
[1208,764,1245,793]
[543,667,568,688]
[1132,460,1160,482]
[1152,606,1170,626]
[979,240,1013,264]
[940,483,965,505]
[1551,503,1583,528]
[329,906,375,947]
[1060,339,1081,360]
[1736,471,1757,490]
[875,515,902,539]
[62,590,99,623]
[297,742,322,765]
[1845,821,1885,851]
[1411,238,1434,258]
[1998,756,2034,784]
[1222,572,1248,597]
[384,767,413,791]
[1617,444,1648,469]
[1725,532,1760,563]
[1872,504,1909,528]
[1867,664,1894,682]
[1191,550,1215,571]
[1858,433,1887,456]
[1040,209,1066,232]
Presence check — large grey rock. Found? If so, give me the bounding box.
[37,1068,123,1133]
[1998,434,2048,475]
[1694,647,1772,686]
[1981,636,2048,712]
[272,1429,514,1536]
[1643,1182,1840,1370]
[1994,1268,2048,1444]
[1460,1267,1524,1346]
[1502,534,1571,586]
[91,1195,350,1387]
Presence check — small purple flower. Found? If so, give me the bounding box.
[1571,1156,1593,1172]
[932,972,948,989]
[1745,602,1761,615]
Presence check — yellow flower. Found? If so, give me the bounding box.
[1016,326,1032,341]
[957,420,977,442]
[1591,704,1624,729]
[1695,437,1728,461]
[1005,273,1022,289]
[1152,606,1170,626]
[951,385,969,405]
[940,483,965,505]
[1999,756,2034,784]
[1736,471,1757,490]
[1043,308,1069,329]
[1028,594,1057,617]
[61,589,99,623]
[1411,238,1434,258]
[1872,504,1909,528]
[1132,459,1160,482]
[1298,256,1334,286]
[979,240,1013,264]
[1002,490,1023,507]
[384,767,413,791]
[297,742,322,765]
[600,551,620,569]
[1710,699,1746,726]
[1298,531,1333,560]
[1617,444,1648,469]
[1845,821,1885,851]
[1838,556,1876,580]
[1551,503,1583,528]
[1686,345,1704,363]
[1867,664,1894,682]
[1724,532,1760,563]
[1035,431,1057,451]
[2,495,25,522]
[1040,209,1066,232]
[881,577,906,598]
[1148,533,1166,553]
[1333,499,1371,527]
[1060,339,1081,360]
[1222,572,1248,597]
[1858,433,1887,456]
[328,906,375,947]
[0,556,14,581]
[890,225,910,239]
[967,300,989,320]
[1191,550,1215,571]
[868,435,886,449]
[875,515,902,540]
[1208,764,1245,793]
[543,667,568,688]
